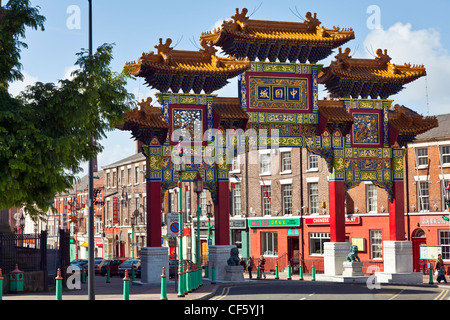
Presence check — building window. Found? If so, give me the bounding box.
[232,183,241,216]
[185,190,191,222]
[439,230,450,260]
[281,151,291,172]
[121,169,125,186]
[441,145,450,165]
[232,230,242,250]
[128,168,131,185]
[416,148,428,166]
[112,171,117,187]
[200,191,207,216]
[260,153,271,175]
[261,185,271,215]
[231,155,240,172]
[443,180,450,211]
[418,181,429,212]
[308,183,319,214]
[370,230,383,259]
[366,184,377,213]
[135,167,139,184]
[310,232,330,255]
[261,231,278,256]
[308,152,318,170]
[283,184,292,215]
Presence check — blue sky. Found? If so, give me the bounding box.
[7,0,450,177]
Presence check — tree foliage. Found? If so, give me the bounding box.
[0,1,135,218]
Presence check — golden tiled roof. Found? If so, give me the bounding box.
[212,97,249,120]
[389,104,438,135]
[318,99,353,123]
[320,48,426,83]
[122,97,168,129]
[124,38,250,94]
[200,8,354,63]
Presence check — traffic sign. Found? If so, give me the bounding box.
[166,212,179,237]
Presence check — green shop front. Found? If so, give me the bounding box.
[248,217,301,273]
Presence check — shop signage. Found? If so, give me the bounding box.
[304,216,360,225]
[249,217,300,228]
[112,197,119,224]
[419,216,449,227]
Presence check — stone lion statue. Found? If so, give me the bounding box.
[227,247,241,266]
[346,245,361,262]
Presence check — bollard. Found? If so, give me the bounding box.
[123,270,130,300]
[275,262,279,279]
[257,265,261,279]
[312,266,316,281]
[160,267,168,300]
[81,269,86,283]
[299,266,304,280]
[186,262,192,293]
[0,268,3,300]
[177,263,184,297]
[198,263,203,288]
[211,262,216,284]
[55,268,63,300]
[106,268,111,283]
[429,268,433,284]
[204,264,209,279]
[287,263,292,280]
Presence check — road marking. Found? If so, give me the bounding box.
[300,292,315,300]
[388,289,404,300]
[434,289,448,300]
[211,287,230,300]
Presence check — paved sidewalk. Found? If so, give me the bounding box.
[1,271,448,300]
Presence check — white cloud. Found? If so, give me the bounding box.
[62,65,78,81]
[7,71,38,97]
[362,22,450,116]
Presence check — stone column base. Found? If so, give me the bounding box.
[342,261,364,277]
[208,245,235,281]
[375,241,423,285]
[137,247,169,285]
[225,265,245,281]
[323,242,351,276]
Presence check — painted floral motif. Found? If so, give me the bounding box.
[352,113,379,145]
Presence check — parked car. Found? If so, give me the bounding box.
[97,258,127,276]
[70,259,88,274]
[118,259,141,278]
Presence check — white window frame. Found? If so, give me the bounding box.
[260,153,271,176]
[366,184,377,213]
[261,185,271,216]
[370,229,383,259]
[261,231,278,256]
[307,152,319,171]
[416,148,428,167]
[232,183,242,216]
[441,145,450,165]
[418,181,430,212]
[282,184,293,215]
[308,182,319,215]
[281,151,292,173]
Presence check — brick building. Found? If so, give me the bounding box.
[233,113,450,274]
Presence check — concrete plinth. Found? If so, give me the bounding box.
[323,242,351,276]
[208,245,235,281]
[342,261,364,277]
[137,247,169,285]
[225,265,245,281]
[375,241,423,285]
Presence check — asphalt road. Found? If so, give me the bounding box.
[209,280,449,301]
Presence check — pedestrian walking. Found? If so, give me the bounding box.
[240,257,246,273]
[435,254,447,283]
[246,256,254,279]
[258,255,266,279]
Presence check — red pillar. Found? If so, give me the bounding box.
[214,180,230,245]
[146,180,162,247]
[328,180,346,242]
[388,180,405,241]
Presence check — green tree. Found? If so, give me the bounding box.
[0,1,135,218]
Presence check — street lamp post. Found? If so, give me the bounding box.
[130,210,139,259]
[193,171,203,265]
[174,139,185,295]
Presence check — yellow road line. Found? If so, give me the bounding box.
[211,287,230,300]
[388,289,404,300]
[435,289,448,300]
